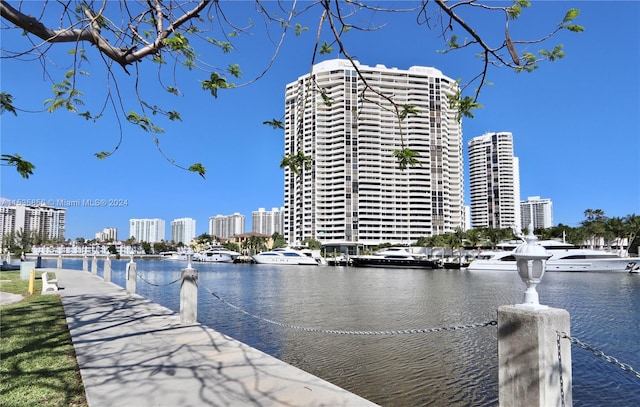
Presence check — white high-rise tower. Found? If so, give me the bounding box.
[129,218,165,243]
[521,196,553,230]
[468,132,521,230]
[171,218,196,244]
[283,59,464,247]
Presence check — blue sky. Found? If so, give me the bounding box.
[1,1,638,240]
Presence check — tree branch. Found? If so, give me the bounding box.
[0,0,212,71]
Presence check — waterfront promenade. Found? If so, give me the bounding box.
[48,268,378,407]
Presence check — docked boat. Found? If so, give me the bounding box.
[467,240,640,272]
[194,246,241,263]
[159,251,188,261]
[252,248,320,265]
[351,247,440,269]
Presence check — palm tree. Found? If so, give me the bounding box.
[271,232,287,248]
[485,227,511,249]
[243,235,267,255]
[582,209,607,249]
[605,217,625,253]
[566,227,589,247]
[464,229,482,251]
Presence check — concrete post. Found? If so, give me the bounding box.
[180,266,198,324]
[498,305,572,407]
[104,255,112,282]
[91,254,98,275]
[126,260,137,294]
[57,253,62,269]
[82,255,88,272]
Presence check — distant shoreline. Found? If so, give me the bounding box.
[23,253,162,260]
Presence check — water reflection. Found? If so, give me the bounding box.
[46,259,640,406]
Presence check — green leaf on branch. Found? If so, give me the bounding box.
[561,9,583,32]
[188,163,207,179]
[227,64,242,78]
[319,89,334,107]
[263,119,284,129]
[168,111,182,121]
[163,32,196,61]
[399,104,420,121]
[294,23,308,36]
[280,151,312,175]
[79,111,92,120]
[45,76,84,113]
[507,0,530,19]
[319,41,333,54]
[1,153,35,179]
[206,38,234,53]
[0,92,17,116]
[540,44,565,62]
[126,111,165,133]
[447,34,460,49]
[563,8,580,23]
[201,73,234,98]
[393,148,422,170]
[565,24,584,33]
[447,92,483,122]
[94,152,111,159]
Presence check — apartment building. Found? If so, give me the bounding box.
[95,227,118,242]
[252,207,284,236]
[283,59,464,247]
[171,217,196,244]
[0,203,66,241]
[209,213,245,239]
[521,196,554,230]
[468,132,521,230]
[129,218,165,243]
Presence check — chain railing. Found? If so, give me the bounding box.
[556,331,567,407]
[558,331,640,380]
[199,282,497,335]
[136,272,182,287]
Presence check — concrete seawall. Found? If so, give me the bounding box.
[47,268,378,406]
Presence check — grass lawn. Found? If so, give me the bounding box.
[1,270,88,407]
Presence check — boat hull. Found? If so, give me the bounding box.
[194,248,241,263]
[443,262,470,269]
[252,256,318,266]
[468,257,640,272]
[197,254,235,263]
[351,257,440,269]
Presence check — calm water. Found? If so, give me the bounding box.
[49,258,640,406]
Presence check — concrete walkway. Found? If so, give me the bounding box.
[48,268,378,407]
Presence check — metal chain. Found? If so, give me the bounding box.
[556,332,566,407]
[136,272,182,287]
[558,331,640,380]
[199,282,497,335]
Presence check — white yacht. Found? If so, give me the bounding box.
[159,251,188,261]
[252,248,320,265]
[467,240,640,272]
[194,246,241,263]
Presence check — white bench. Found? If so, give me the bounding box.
[41,271,59,294]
